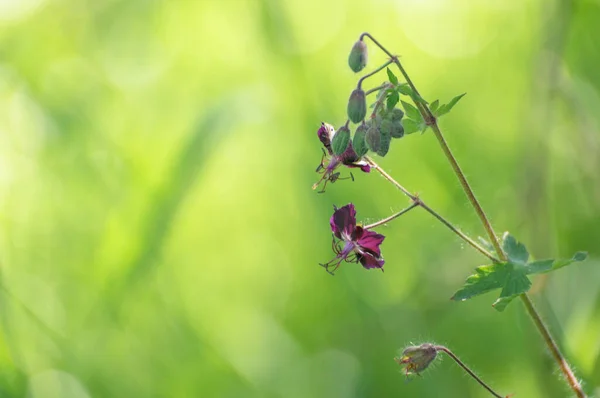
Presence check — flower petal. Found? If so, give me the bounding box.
[339,141,359,164]
[330,204,356,239]
[358,252,385,270]
[357,228,385,257]
[339,141,370,173]
[318,122,334,155]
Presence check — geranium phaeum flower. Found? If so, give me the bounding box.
[313,122,370,192]
[320,203,385,274]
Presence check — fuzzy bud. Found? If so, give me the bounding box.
[395,344,438,375]
[348,40,368,73]
[365,123,380,152]
[347,89,367,123]
[352,123,369,157]
[331,124,351,156]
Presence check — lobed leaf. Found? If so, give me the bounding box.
[401,119,420,135]
[502,232,529,264]
[386,91,400,111]
[386,68,398,85]
[525,252,588,275]
[401,100,421,121]
[436,93,466,117]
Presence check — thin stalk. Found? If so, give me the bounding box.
[357,59,394,90]
[364,202,418,230]
[364,156,498,263]
[361,33,586,397]
[434,346,504,398]
[366,84,390,96]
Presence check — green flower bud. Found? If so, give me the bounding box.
[353,123,368,157]
[331,125,350,155]
[395,344,438,375]
[347,89,367,124]
[389,108,405,138]
[348,40,368,73]
[366,123,380,152]
[377,120,391,156]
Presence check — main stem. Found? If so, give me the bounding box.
[427,88,585,398]
[360,33,586,397]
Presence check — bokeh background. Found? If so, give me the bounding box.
[0,0,599,397]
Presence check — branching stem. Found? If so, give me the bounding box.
[360,32,586,397]
[364,156,498,262]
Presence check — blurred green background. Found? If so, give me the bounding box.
[1,0,599,397]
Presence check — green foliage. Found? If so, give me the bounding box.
[386,67,398,85]
[400,100,426,134]
[332,125,350,155]
[452,233,588,311]
[432,93,466,118]
[386,91,400,111]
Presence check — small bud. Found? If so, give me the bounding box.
[395,344,438,376]
[366,124,380,152]
[347,89,367,123]
[389,108,405,138]
[331,125,351,155]
[348,40,368,73]
[353,123,368,157]
[377,120,392,156]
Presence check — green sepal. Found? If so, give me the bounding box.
[352,123,369,157]
[331,125,350,155]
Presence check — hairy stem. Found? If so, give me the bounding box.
[366,83,391,96]
[364,156,498,262]
[364,202,418,230]
[434,346,504,398]
[361,32,586,397]
[357,59,394,90]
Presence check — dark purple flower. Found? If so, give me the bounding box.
[313,122,370,192]
[320,203,385,274]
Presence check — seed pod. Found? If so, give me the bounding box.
[348,40,368,73]
[395,344,438,375]
[353,123,368,157]
[347,89,367,123]
[366,124,380,152]
[331,125,350,155]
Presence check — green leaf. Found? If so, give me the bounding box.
[396,85,412,97]
[401,119,419,135]
[386,68,398,85]
[451,261,531,312]
[525,252,588,275]
[352,124,368,157]
[454,233,587,312]
[452,263,508,301]
[401,100,421,121]
[436,93,466,117]
[492,296,518,312]
[502,232,529,264]
[331,126,350,155]
[430,100,439,114]
[386,91,399,111]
